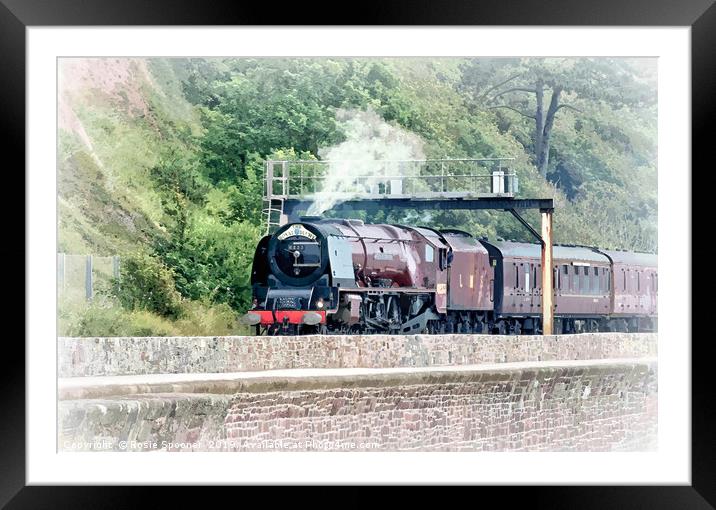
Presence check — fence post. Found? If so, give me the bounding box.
[112,255,120,279]
[85,254,93,301]
[57,252,65,294]
[112,255,120,292]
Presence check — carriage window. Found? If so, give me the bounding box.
[425,244,434,263]
[584,267,590,292]
[515,265,519,289]
[607,269,610,291]
[554,267,559,289]
[637,271,641,291]
[623,269,627,291]
[557,267,561,289]
[573,266,580,291]
[655,273,658,291]
[573,266,579,291]
[593,266,599,293]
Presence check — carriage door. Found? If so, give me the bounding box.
[435,247,448,313]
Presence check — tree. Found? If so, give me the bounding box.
[461,58,656,178]
[150,146,207,243]
[489,75,581,177]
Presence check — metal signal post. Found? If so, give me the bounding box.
[541,210,554,335]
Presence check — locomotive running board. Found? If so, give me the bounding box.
[339,288,434,295]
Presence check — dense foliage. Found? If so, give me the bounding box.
[58,57,657,336]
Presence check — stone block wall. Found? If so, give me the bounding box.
[58,360,657,452]
[225,362,657,452]
[59,394,230,452]
[58,333,657,377]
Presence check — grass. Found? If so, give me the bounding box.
[58,293,252,337]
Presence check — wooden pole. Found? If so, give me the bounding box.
[541,210,553,335]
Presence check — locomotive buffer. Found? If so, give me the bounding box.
[263,158,555,334]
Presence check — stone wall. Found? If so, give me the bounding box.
[58,333,657,377]
[58,359,657,452]
[59,394,230,452]
[225,363,657,452]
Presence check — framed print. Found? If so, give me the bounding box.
[7,0,714,504]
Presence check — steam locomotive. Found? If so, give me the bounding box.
[243,218,657,335]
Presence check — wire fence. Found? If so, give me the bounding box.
[57,253,120,302]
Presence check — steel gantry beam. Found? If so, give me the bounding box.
[283,197,554,219]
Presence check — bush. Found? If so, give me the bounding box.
[125,310,181,336]
[161,213,261,312]
[115,251,184,318]
[174,300,246,336]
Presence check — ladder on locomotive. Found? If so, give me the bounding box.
[262,197,285,236]
[263,160,289,235]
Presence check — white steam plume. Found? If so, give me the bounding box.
[306,109,425,216]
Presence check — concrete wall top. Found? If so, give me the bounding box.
[58,356,657,400]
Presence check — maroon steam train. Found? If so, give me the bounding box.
[243,218,657,335]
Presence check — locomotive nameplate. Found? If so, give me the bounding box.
[278,224,317,241]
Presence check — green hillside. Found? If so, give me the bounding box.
[57,57,657,336]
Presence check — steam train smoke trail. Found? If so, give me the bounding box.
[307,109,425,216]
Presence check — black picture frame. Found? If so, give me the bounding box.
[5,0,712,504]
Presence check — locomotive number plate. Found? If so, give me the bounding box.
[277,297,300,309]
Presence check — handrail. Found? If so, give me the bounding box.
[267,158,515,163]
[263,158,520,230]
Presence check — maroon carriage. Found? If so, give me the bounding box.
[599,250,658,331]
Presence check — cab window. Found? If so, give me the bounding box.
[438,248,448,270]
